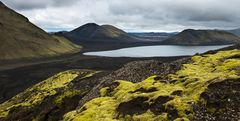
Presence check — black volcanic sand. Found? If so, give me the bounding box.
[0,52,185,103]
[0,42,162,71]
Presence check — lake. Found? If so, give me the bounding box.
[84,45,231,57]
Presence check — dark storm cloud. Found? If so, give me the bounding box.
[1,0,76,10]
[108,0,240,28]
[2,0,240,32]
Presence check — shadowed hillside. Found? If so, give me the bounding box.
[62,23,143,44]
[161,29,240,45]
[226,28,240,36]
[0,2,81,61]
[57,23,165,52]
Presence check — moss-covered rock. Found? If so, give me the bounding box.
[0,69,101,121]
[193,78,240,120]
[63,49,240,121]
[1,49,240,121]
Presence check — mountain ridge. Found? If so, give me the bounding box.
[0,2,81,61]
[161,29,240,45]
[226,28,240,36]
[62,23,143,44]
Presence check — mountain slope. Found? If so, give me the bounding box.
[130,32,178,41]
[1,47,240,120]
[65,49,240,121]
[62,23,141,44]
[161,29,240,45]
[226,28,240,36]
[0,2,80,61]
[0,70,103,120]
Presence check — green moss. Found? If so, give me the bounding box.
[174,117,190,121]
[32,118,37,121]
[99,87,110,97]
[54,90,83,105]
[63,49,240,121]
[0,111,8,118]
[132,110,168,121]
[64,77,185,121]
[0,70,99,118]
[63,97,118,121]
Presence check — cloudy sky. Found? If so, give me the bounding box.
[2,0,240,32]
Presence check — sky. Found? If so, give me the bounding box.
[2,0,240,32]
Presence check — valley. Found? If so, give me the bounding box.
[0,52,184,103]
[0,1,240,121]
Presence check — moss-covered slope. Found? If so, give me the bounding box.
[1,49,240,121]
[64,50,240,121]
[0,2,81,61]
[0,69,102,121]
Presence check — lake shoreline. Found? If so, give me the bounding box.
[84,45,231,57]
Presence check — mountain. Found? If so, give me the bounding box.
[161,29,240,45]
[62,23,142,44]
[226,28,240,36]
[1,46,240,121]
[130,32,178,41]
[0,2,80,61]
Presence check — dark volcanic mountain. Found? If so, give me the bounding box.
[62,23,142,44]
[226,28,240,36]
[0,2,80,61]
[161,29,240,45]
[130,32,178,41]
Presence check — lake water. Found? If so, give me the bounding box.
[84,45,231,57]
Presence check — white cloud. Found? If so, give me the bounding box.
[2,0,240,32]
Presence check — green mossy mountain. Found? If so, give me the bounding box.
[161,29,240,45]
[0,2,81,61]
[1,47,240,121]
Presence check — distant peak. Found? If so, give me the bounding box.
[84,23,99,27]
[101,24,113,27]
[69,23,101,34]
[101,24,116,28]
[74,23,100,30]
[182,29,195,32]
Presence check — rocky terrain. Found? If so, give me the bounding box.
[0,45,240,121]
[0,70,107,121]
[0,54,181,104]
[161,29,240,45]
[0,2,80,61]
